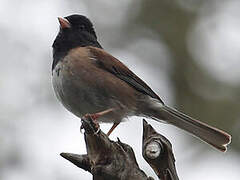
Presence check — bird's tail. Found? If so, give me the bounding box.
[150,105,231,152]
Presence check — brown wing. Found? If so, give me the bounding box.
[87,46,164,103]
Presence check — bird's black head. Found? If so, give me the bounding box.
[52,14,102,70]
[64,14,97,39]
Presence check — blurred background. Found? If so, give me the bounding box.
[0,0,240,179]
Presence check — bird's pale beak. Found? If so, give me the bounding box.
[58,17,71,29]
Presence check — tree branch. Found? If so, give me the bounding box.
[142,119,179,180]
[60,115,179,180]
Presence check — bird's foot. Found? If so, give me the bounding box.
[80,108,115,135]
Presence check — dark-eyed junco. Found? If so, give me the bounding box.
[52,14,231,152]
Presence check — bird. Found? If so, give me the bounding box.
[52,14,231,152]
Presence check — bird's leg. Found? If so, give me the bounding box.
[89,108,115,120]
[90,108,120,136]
[81,108,115,134]
[107,122,120,136]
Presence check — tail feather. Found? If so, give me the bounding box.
[152,105,231,152]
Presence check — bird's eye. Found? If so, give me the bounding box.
[79,25,85,30]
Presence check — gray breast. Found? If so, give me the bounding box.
[51,61,129,123]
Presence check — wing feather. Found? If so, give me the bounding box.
[87,46,163,103]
